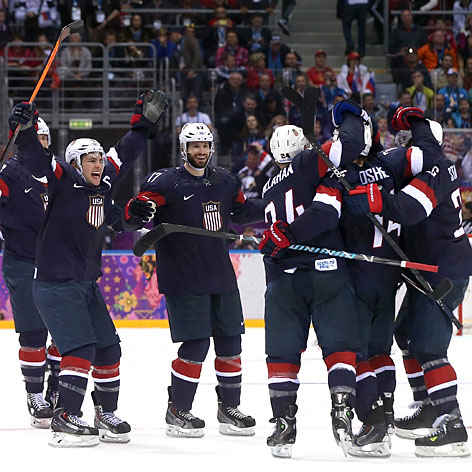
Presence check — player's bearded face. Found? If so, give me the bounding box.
[187,142,211,168]
[81,152,105,186]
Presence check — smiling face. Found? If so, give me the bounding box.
[80,152,105,186]
[187,141,211,168]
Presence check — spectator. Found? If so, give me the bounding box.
[0,8,11,50]
[246,51,274,89]
[122,13,149,43]
[239,12,272,53]
[452,97,472,127]
[337,0,369,56]
[84,0,120,42]
[411,0,439,26]
[464,57,472,91]
[387,90,412,131]
[215,52,247,83]
[256,72,284,123]
[13,0,60,42]
[237,145,275,199]
[214,71,247,151]
[276,51,301,87]
[431,53,455,91]
[453,0,472,39]
[361,91,382,121]
[265,114,288,145]
[321,72,347,111]
[394,46,433,90]
[231,93,266,148]
[278,0,297,36]
[458,30,472,74]
[215,29,249,67]
[178,0,205,27]
[406,70,435,111]
[388,9,427,56]
[180,23,206,103]
[306,49,335,87]
[151,27,177,63]
[439,68,469,113]
[377,116,395,149]
[287,73,308,126]
[232,114,267,166]
[203,5,235,66]
[461,200,472,234]
[263,35,299,77]
[418,30,458,72]
[336,51,375,97]
[442,129,465,161]
[314,119,327,145]
[175,95,213,134]
[425,92,450,124]
[427,17,456,50]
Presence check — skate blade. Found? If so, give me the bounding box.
[219,423,255,436]
[337,429,351,457]
[415,442,471,458]
[271,444,292,458]
[30,416,52,429]
[348,441,391,458]
[395,427,435,440]
[166,424,204,438]
[48,432,100,448]
[98,429,130,444]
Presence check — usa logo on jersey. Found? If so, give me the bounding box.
[40,193,48,212]
[202,201,222,231]
[87,195,105,229]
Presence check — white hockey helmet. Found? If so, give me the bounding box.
[65,138,105,173]
[179,123,214,161]
[394,119,443,147]
[270,125,310,164]
[37,117,50,147]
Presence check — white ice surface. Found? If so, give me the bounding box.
[1,328,471,471]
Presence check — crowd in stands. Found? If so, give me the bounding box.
[5,1,472,202]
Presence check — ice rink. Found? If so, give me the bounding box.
[1,327,471,471]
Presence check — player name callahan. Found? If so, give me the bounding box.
[262,164,294,197]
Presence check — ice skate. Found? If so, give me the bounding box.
[216,387,255,436]
[27,392,53,429]
[49,408,99,448]
[348,400,390,458]
[92,391,131,443]
[415,410,469,458]
[331,392,354,456]
[267,404,297,458]
[381,392,395,435]
[165,387,205,438]
[395,401,436,439]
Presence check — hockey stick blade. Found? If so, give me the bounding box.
[133,224,439,273]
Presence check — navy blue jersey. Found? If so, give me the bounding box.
[137,165,265,295]
[16,126,148,281]
[381,158,472,283]
[262,141,359,283]
[0,157,48,263]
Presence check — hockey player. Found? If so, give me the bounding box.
[257,108,370,458]
[0,117,60,428]
[8,89,168,447]
[344,107,472,457]
[310,103,445,458]
[123,123,263,438]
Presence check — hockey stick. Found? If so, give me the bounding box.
[132,223,438,274]
[0,20,84,165]
[281,86,461,328]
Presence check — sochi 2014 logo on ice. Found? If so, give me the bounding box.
[202,201,222,231]
[87,195,105,229]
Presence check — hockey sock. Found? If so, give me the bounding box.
[266,355,301,417]
[58,345,95,415]
[92,344,121,412]
[324,351,357,403]
[369,354,396,397]
[46,342,61,392]
[171,338,210,411]
[214,335,242,407]
[355,360,379,423]
[421,357,459,417]
[401,351,428,402]
[19,329,48,394]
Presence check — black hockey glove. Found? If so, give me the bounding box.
[124,195,157,228]
[258,220,295,259]
[130,89,168,138]
[9,102,38,133]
